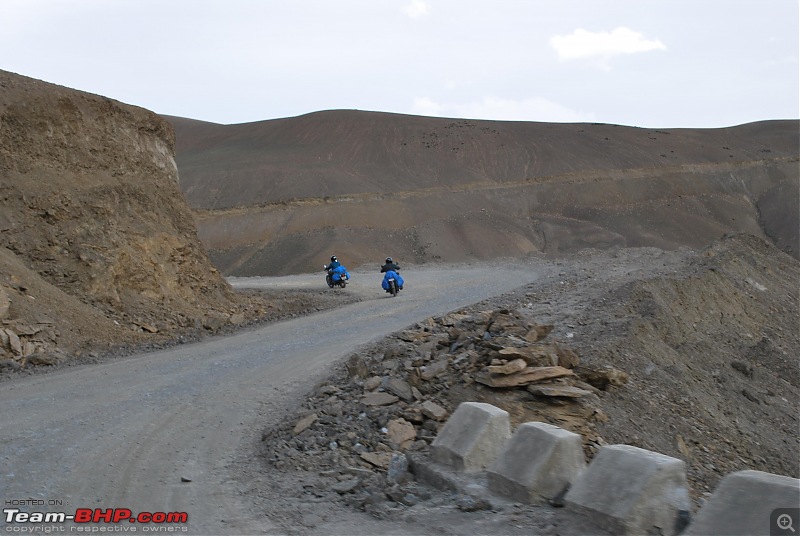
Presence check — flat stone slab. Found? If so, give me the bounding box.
[360,392,399,406]
[476,365,574,388]
[565,444,690,535]
[685,470,800,536]
[430,402,511,472]
[487,421,586,503]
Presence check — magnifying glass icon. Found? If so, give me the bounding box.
[778,513,796,533]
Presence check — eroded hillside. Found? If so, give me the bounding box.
[168,111,799,276]
[0,70,274,363]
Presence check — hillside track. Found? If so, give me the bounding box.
[191,156,797,218]
[0,262,541,534]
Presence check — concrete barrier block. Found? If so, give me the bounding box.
[487,421,586,503]
[430,402,511,472]
[564,444,690,535]
[685,470,800,536]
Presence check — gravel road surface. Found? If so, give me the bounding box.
[0,263,541,535]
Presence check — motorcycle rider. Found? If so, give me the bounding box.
[380,257,403,291]
[327,255,342,272]
[325,255,348,288]
[380,257,400,273]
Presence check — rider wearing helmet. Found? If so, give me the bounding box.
[380,257,403,291]
[327,255,341,272]
[381,257,400,273]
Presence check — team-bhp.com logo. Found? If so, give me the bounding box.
[4,507,188,531]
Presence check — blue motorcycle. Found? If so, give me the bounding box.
[381,270,404,297]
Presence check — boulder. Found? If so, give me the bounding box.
[476,366,574,388]
[488,422,586,503]
[431,402,511,472]
[421,401,448,421]
[382,377,414,402]
[386,418,416,450]
[565,444,690,535]
[361,392,399,407]
[292,413,317,435]
[685,470,800,536]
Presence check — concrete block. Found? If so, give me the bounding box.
[564,444,690,535]
[430,402,510,472]
[685,470,800,536]
[487,421,586,503]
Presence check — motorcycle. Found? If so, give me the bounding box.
[381,270,404,297]
[324,264,350,288]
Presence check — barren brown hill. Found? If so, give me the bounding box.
[168,111,799,276]
[0,70,281,362]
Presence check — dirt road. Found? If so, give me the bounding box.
[0,263,540,534]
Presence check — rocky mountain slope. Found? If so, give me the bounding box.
[0,70,348,367]
[168,111,799,276]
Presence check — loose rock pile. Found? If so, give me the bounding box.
[0,320,63,369]
[261,306,627,511]
[0,286,64,370]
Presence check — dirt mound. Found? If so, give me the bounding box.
[578,234,799,492]
[168,111,799,275]
[0,70,353,366]
[257,233,798,528]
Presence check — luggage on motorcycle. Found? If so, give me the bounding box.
[381,270,403,296]
[331,265,350,282]
[325,264,350,288]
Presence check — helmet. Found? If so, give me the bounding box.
[331,256,337,262]
[385,257,393,264]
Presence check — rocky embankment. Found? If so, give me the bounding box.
[261,306,615,514]
[259,234,799,526]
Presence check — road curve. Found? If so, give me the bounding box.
[0,263,542,534]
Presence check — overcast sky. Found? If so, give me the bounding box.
[2,0,798,127]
